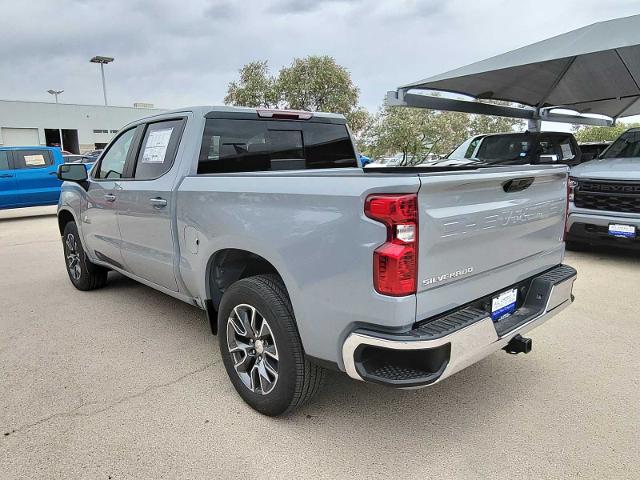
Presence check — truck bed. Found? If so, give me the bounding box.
[176,164,568,365]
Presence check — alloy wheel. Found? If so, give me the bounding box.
[226,304,279,395]
[65,233,82,281]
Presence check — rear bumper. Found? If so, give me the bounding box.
[567,211,640,248]
[341,264,576,387]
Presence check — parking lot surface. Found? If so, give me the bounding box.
[0,206,638,479]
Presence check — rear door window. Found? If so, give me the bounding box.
[133,119,185,180]
[198,119,356,174]
[13,150,53,169]
[538,134,576,163]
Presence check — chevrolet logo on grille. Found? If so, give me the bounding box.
[581,182,640,194]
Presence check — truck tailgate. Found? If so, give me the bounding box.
[415,165,568,321]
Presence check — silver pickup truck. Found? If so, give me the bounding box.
[568,127,640,249]
[56,106,576,415]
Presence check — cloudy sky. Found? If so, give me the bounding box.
[2,0,639,112]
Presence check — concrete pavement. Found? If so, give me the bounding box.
[0,206,638,479]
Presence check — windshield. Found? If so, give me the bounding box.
[602,130,640,159]
[447,135,484,159]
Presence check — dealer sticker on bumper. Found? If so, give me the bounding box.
[491,288,518,321]
[608,223,636,238]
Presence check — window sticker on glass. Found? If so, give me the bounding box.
[560,142,573,159]
[24,154,46,166]
[142,128,173,163]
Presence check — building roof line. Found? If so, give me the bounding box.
[0,99,163,110]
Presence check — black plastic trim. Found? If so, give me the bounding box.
[567,223,640,249]
[353,343,450,387]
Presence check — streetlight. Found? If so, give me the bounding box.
[47,89,64,103]
[47,89,65,150]
[90,55,114,106]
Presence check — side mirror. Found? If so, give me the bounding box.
[57,163,88,182]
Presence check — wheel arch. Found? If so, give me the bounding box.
[57,208,78,236]
[204,248,287,334]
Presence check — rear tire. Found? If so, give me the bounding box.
[62,221,108,291]
[218,274,324,416]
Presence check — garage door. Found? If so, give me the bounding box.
[1,128,40,146]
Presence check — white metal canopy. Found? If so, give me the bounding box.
[389,14,640,126]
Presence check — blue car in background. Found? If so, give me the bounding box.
[0,146,66,209]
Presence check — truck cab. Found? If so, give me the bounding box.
[568,127,640,249]
[0,146,66,209]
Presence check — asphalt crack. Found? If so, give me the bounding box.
[2,361,216,438]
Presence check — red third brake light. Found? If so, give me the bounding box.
[365,194,418,296]
[256,109,313,120]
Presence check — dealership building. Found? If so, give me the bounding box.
[0,100,164,154]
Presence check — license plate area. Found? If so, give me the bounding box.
[608,223,636,238]
[491,288,518,321]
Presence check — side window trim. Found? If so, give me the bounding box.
[130,117,187,181]
[122,125,147,179]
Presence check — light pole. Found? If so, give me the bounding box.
[47,89,64,103]
[47,89,65,150]
[90,56,114,106]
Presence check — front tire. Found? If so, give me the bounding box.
[218,274,324,416]
[62,221,108,291]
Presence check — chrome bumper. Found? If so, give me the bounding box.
[342,265,577,387]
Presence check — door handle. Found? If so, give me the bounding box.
[103,194,116,202]
[49,171,58,175]
[149,197,167,208]
[0,173,14,178]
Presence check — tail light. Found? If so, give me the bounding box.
[568,177,577,202]
[365,194,418,296]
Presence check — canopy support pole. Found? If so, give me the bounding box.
[527,119,542,132]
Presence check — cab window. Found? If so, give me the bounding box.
[95,128,136,179]
[13,150,53,169]
[133,120,184,180]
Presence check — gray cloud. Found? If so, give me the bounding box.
[0,0,638,112]
[268,0,361,14]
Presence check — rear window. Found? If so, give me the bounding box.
[198,119,357,174]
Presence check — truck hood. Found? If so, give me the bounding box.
[571,157,640,180]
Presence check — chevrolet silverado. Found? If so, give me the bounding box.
[56,106,576,415]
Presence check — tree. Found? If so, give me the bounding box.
[574,123,640,143]
[225,56,368,142]
[362,103,524,164]
[277,56,359,114]
[224,60,279,109]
